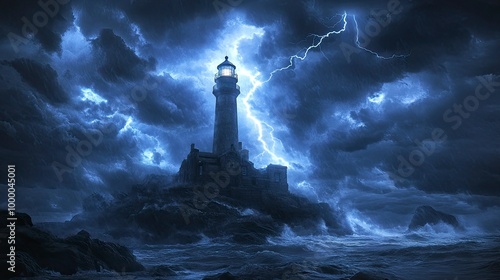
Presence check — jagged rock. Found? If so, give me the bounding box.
[15,252,42,277]
[68,230,145,273]
[0,211,144,276]
[408,205,460,230]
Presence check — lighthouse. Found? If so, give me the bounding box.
[177,56,288,198]
[212,56,240,155]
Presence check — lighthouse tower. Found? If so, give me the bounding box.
[212,56,240,155]
[177,56,288,197]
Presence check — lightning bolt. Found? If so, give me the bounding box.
[237,13,349,168]
[352,15,410,59]
[235,12,408,168]
[263,12,348,83]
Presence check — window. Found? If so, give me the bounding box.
[220,66,234,77]
[241,166,247,176]
[274,172,280,182]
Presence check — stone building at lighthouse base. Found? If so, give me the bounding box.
[178,143,288,203]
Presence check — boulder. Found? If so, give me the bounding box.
[65,230,145,273]
[408,205,460,230]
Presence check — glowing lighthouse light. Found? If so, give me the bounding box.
[215,56,238,79]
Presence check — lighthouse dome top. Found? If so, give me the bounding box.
[217,56,236,69]
[215,56,238,80]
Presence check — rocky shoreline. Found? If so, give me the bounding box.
[40,183,353,246]
[2,179,461,278]
[0,211,143,278]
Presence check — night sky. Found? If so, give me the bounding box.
[1,0,499,231]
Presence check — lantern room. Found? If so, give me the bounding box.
[215,56,238,81]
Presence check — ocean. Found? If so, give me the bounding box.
[132,226,500,279]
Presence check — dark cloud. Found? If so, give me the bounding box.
[124,0,221,44]
[0,0,74,54]
[134,75,209,128]
[0,83,85,192]
[5,58,68,103]
[71,0,225,62]
[91,28,156,82]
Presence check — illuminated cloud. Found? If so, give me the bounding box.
[81,88,107,104]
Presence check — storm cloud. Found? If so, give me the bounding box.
[0,0,499,224]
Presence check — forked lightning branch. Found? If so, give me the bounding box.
[7,165,17,273]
